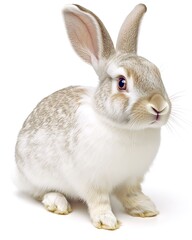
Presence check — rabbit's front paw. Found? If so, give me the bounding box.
[92,212,120,230]
[42,192,72,215]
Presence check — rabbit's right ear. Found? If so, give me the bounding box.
[63,5,115,71]
[116,4,147,54]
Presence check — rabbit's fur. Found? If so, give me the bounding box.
[15,4,171,230]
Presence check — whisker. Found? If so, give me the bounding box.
[169,116,184,129]
[165,120,176,135]
[171,113,192,128]
[166,116,185,137]
[129,115,141,130]
[171,108,190,113]
[163,89,192,138]
[169,90,186,100]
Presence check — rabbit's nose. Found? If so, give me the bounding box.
[148,94,169,115]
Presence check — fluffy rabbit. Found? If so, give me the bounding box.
[15,4,171,230]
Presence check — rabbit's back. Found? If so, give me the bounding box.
[21,86,87,132]
[15,86,94,197]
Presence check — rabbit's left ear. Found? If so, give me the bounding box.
[63,5,115,71]
[116,4,147,54]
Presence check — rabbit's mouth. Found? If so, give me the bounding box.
[150,118,162,125]
[150,112,164,125]
[124,109,171,130]
[149,113,170,128]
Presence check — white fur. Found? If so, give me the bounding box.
[15,4,170,229]
[126,76,139,112]
[16,88,160,200]
[74,99,160,192]
[107,63,126,78]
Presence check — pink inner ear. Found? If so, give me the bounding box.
[65,12,99,64]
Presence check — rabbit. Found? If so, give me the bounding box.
[15,4,171,230]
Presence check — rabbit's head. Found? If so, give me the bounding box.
[63,4,171,130]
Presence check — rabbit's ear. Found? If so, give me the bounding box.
[116,4,147,54]
[63,5,115,71]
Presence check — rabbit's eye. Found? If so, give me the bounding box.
[118,76,127,91]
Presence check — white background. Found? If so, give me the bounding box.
[0,0,192,239]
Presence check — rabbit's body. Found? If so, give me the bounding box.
[15,4,171,230]
[16,85,160,199]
